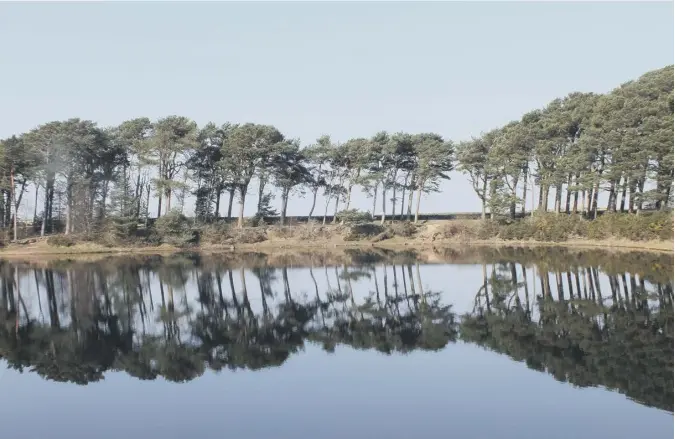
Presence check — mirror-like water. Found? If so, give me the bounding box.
[0,247,672,439]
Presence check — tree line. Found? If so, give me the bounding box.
[0,255,671,411]
[0,65,671,241]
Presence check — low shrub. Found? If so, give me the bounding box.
[499,221,534,241]
[477,221,501,240]
[441,221,478,239]
[200,222,233,245]
[343,224,385,241]
[387,222,418,238]
[152,210,196,247]
[228,228,268,244]
[47,235,76,247]
[336,209,372,224]
[528,214,586,242]
[587,211,673,241]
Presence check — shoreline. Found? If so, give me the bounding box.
[0,236,671,261]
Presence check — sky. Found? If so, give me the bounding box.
[0,1,673,218]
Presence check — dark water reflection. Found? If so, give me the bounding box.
[0,247,672,438]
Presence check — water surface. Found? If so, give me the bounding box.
[0,247,672,439]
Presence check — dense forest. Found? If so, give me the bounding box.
[0,252,671,411]
[0,66,672,241]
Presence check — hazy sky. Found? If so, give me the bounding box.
[0,1,673,217]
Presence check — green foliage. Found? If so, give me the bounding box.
[467,212,674,242]
[152,210,195,247]
[251,193,278,225]
[336,209,372,224]
[588,212,674,241]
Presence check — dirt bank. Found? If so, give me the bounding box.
[0,228,670,263]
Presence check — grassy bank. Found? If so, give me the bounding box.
[0,211,672,257]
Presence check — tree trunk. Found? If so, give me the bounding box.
[591,180,600,219]
[663,176,673,211]
[400,186,406,220]
[533,184,544,212]
[521,168,528,216]
[256,176,266,215]
[227,188,235,219]
[164,187,171,215]
[135,171,142,218]
[414,186,423,223]
[554,183,562,214]
[586,186,594,215]
[33,184,39,224]
[390,184,397,221]
[580,190,587,216]
[214,187,222,219]
[572,177,580,214]
[65,180,72,235]
[380,184,386,224]
[407,185,414,221]
[481,177,488,220]
[636,175,646,214]
[345,184,353,212]
[99,181,110,221]
[323,185,333,225]
[541,185,550,212]
[0,192,5,229]
[565,174,572,214]
[156,191,162,218]
[10,167,16,241]
[309,187,318,218]
[332,191,340,223]
[371,183,378,218]
[237,187,246,228]
[3,193,10,228]
[41,177,54,236]
[619,178,628,212]
[607,179,617,212]
[280,188,289,226]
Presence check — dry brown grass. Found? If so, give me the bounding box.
[0,218,671,261]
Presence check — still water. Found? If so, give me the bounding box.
[0,247,672,439]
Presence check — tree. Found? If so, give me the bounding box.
[367,131,390,224]
[270,139,312,225]
[304,137,331,218]
[0,135,39,240]
[150,116,198,217]
[489,122,532,219]
[340,137,370,213]
[23,121,66,236]
[411,133,453,223]
[114,117,153,220]
[220,123,283,228]
[457,134,493,220]
[383,133,415,222]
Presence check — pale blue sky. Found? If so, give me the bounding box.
[0,1,673,216]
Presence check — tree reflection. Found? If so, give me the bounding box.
[0,250,671,413]
[461,261,673,412]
